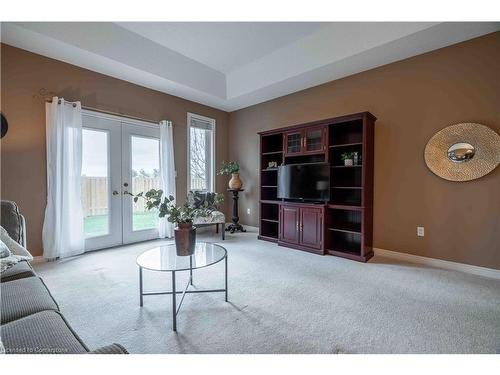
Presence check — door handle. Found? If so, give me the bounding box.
[112,190,119,196]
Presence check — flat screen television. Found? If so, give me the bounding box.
[277,163,330,201]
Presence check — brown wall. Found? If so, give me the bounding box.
[228,32,500,270]
[0,44,229,257]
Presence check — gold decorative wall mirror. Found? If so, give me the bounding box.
[424,123,500,182]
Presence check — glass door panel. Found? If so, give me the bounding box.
[122,122,160,244]
[81,113,122,251]
[285,131,302,155]
[82,129,110,238]
[131,136,160,231]
[305,127,324,153]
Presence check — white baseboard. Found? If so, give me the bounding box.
[31,256,45,264]
[374,247,500,280]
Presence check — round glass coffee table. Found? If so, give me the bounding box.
[136,242,228,331]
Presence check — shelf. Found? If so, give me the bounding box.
[327,249,363,261]
[262,151,283,156]
[331,165,362,168]
[261,218,279,223]
[260,219,279,240]
[258,235,278,243]
[327,247,360,256]
[329,142,363,148]
[328,227,361,235]
[327,204,363,211]
[262,185,277,188]
[260,200,281,204]
[261,168,278,172]
[331,186,363,189]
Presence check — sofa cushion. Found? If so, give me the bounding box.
[0,200,23,245]
[1,276,59,324]
[0,260,35,282]
[1,310,88,354]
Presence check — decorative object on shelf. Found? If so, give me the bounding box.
[424,123,500,182]
[353,152,359,166]
[1,113,8,139]
[128,189,224,255]
[341,152,354,166]
[226,189,246,234]
[267,161,278,169]
[218,161,243,189]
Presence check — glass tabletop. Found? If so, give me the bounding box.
[136,242,227,272]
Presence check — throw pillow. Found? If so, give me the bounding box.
[0,239,10,258]
[0,226,32,260]
[0,226,33,274]
[1,238,20,273]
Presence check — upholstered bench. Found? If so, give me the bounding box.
[188,191,226,240]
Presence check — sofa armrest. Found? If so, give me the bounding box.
[89,343,128,354]
[20,214,27,248]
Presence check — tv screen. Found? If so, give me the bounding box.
[277,163,330,201]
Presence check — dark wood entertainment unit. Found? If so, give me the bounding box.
[258,111,376,262]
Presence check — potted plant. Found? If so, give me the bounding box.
[218,161,242,189]
[135,190,196,255]
[130,189,224,256]
[341,152,354,166]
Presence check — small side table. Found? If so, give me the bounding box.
[226,188,246,233]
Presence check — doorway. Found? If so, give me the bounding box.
[81,110,160,251]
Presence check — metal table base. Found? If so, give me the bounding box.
[139,254,228,332]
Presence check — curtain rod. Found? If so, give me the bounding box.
[44,98,158,124]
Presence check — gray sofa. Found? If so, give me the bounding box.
[0,200,127,354]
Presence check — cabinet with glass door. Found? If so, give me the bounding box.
[283,126,326,156]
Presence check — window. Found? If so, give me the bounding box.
[187,113,215,192]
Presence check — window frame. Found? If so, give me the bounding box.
[187,112,216,193]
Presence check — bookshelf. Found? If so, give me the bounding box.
[258,112,375,261]
[258,133,283,242]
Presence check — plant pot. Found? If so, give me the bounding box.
[344,159,353,166]
[174,223,196,256]
[228,173,243,189]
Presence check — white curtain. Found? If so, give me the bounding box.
[42,97,85,260]
[159,120,176,238]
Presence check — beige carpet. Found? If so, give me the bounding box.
[34,227,500,354]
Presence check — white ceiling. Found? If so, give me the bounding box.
[2,22,499,111]
[118,22,328,74]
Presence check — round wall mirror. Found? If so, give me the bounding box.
[447,142,475,163]
[424,123,500,182]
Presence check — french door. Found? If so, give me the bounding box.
[81,111,160,251]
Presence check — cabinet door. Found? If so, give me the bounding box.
[303,126,326,154]
[280,205,300,244]
[300,207,323,250]
[284,131,303,156]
